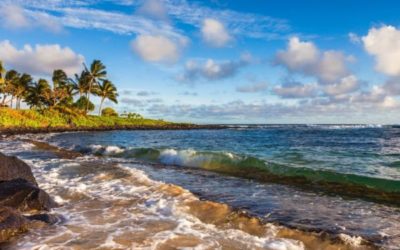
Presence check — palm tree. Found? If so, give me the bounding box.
[71,71,89,98]
[25,79,50,109]
[0,62,6,106]
[14,73,32,109]
[83,60,107,114]
[96,80,118,115]
[3,70,20,108]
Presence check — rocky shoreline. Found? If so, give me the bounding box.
[0,152,61,244]
[0,124,227,136]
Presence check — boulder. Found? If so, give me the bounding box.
[0,179,57,212]
[0,206,28,243]
[0,153,37,186]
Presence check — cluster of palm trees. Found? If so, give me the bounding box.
[0,60,118,115]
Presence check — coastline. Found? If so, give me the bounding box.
[0,138,373,249]
[0,124,226,136]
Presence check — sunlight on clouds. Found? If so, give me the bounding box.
[0,40,84,75]
[363,25,400,76]
[131,35,182,63]
[201,18,231,47]
[275,37,349,84]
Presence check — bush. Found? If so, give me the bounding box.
[101,107,118,117]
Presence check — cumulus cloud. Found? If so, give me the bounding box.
[131,35,183,63]
[363,25,400,76]
[236,82,268,93]
[201,18,231,47]
[273,81,318,98]
[275,37,349,84]
[0,40,84,75]
[323,75,359,96]
[178,54,251,82]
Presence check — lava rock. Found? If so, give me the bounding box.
[0,179,57,212]
[0,152,37,186]
[0,206,28,243]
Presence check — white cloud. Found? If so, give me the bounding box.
[236,82,268,93]
[275,37,319,71]
[138,0,168,20]
[178,54,251,82]
[275,37,349,84]
[0,4,29,28]
[201,18,231,47]
[0,40,84,75]
[131,35,182,63]
[0,4,62,32]
[323,75,359,96]
[363,25,400,76]
[273,82,318,98]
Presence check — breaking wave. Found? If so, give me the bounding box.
[81,145,400,205]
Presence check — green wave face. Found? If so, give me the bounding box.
[104,146,400,205]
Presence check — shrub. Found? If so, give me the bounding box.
[101,107,118,117]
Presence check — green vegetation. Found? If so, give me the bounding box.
[101,107,118,117]
[0,60,188,130]
[0,108,173,129]
[0,60,118,115]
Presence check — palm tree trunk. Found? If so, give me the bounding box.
[1,94,7,106]
[85,79,93,115]
[99,97,105,116]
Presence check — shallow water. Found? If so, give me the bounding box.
[2,125,400,249]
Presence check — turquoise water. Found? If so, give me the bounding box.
[27,125,400,247]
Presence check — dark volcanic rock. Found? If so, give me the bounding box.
[0,206,28,243]
[26,213,64,225]
[0,179,57,212]
[0,152,38,186]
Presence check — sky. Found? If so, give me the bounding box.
[1,0,400,124]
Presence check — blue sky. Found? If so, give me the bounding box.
[1,0,400,124]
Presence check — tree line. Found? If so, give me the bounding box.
[0,60,118,115]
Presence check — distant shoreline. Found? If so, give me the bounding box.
[0,124,227,136]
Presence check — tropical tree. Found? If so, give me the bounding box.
[25,79,51,109]
[3,70,20,108]
[14,73,32,109]
[96,80,118,115]
[71,71,89,97]
[0,62,6,106]
[83,60,107,114]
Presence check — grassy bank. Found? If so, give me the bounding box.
[0,108,210,133]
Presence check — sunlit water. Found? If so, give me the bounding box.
[2,125,400,249]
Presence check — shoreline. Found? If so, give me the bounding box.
[0,124,227,136]
[0,138,374,249]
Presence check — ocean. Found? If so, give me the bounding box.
[1,125,400,249]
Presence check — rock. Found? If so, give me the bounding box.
[0,152,37,186]
[0,179,57,212]
[26,213,64,225]
[0,206,28,243]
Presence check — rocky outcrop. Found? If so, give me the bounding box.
[0,153,37,186]
[0,179,57,212]
[0,153,59,243]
